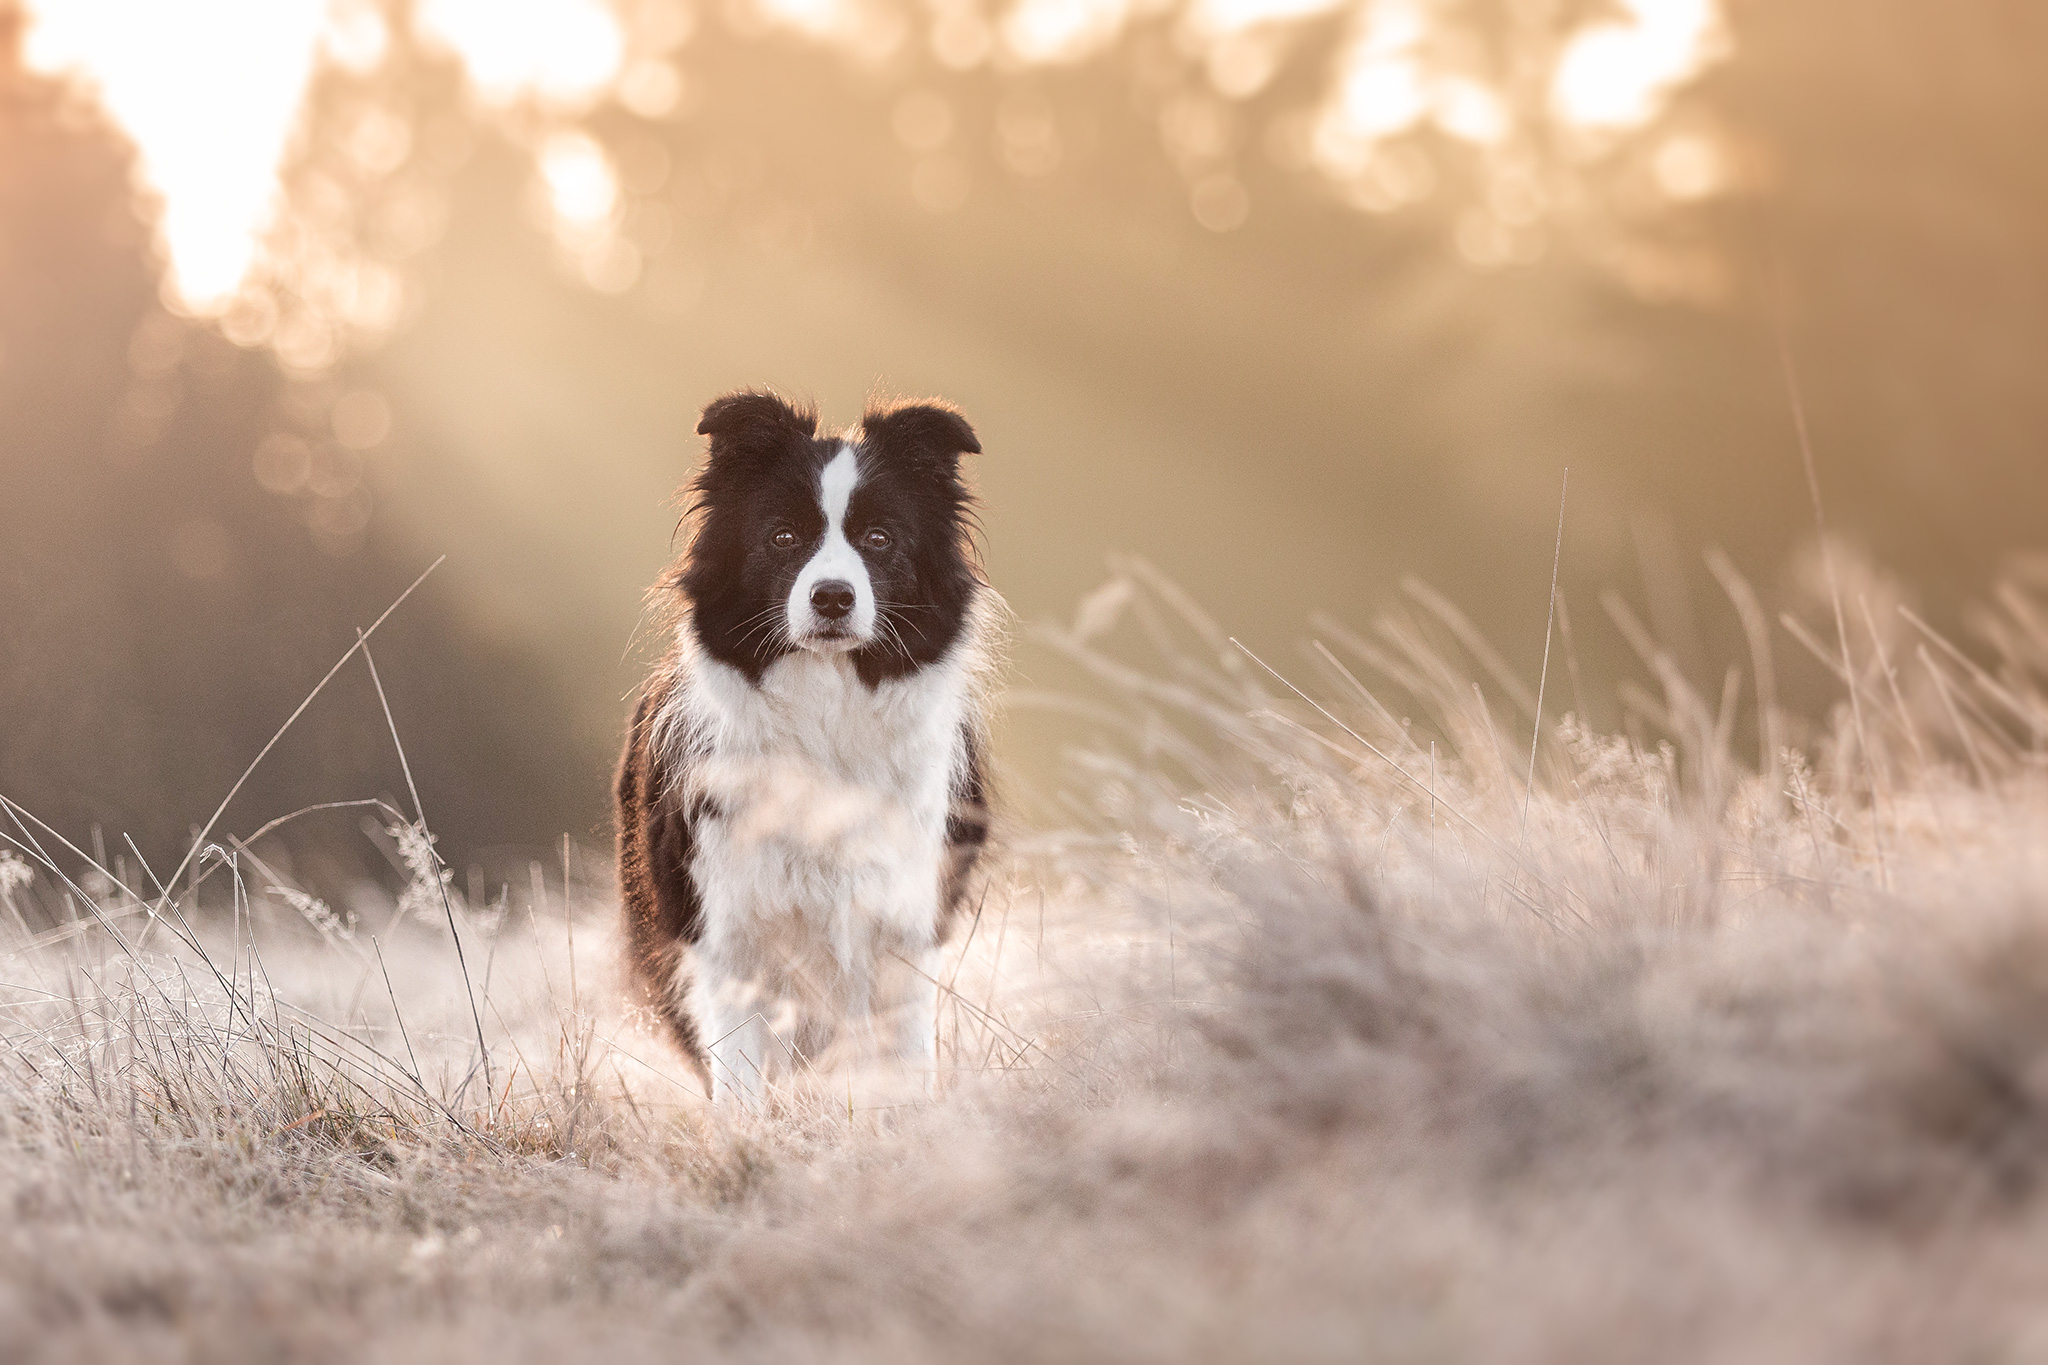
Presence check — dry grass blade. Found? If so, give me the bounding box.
[1523,468,1568,844]
[1773,305,1886,884]
[358,632,492,1109]
[151,557,446,917]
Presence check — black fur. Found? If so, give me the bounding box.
[616,678,705,1065]
[940,727,991,938]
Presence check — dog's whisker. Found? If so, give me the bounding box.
[879,612,915,661]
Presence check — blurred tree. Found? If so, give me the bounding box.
[0,14,596,880]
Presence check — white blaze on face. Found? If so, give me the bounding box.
[788,445,875,648]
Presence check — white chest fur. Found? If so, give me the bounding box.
[680,646,967,959]
[658,637,974,1101]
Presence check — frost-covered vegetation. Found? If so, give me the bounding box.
[3,559,2047,1362]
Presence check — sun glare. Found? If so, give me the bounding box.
[1311,0,1427,178]
[15,0,1728,351]
[1551,0,1725,131]
[21,0,331,314]
[19,0,631,321]
[1001,0,1130,65]
[414,0,626,109]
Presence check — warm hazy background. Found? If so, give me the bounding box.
[1,0,2041,875]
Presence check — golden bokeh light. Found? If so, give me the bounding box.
[1000,0,1128,65]
[15,0,1730,360]
[1183,0,1339,40]
[415,0,626,110]
[539,131,622,225]
[1550,0,1725,132]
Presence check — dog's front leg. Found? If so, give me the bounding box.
[872,950,940,1098]
[695,970,786,1110]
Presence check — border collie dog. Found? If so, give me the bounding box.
[616,390,995,1107]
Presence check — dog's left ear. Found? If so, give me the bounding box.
[861,401,981,473]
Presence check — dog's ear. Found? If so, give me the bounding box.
[861,400,980,473]
[696,391,817,462]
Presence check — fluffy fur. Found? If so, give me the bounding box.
[617,391,995,1105]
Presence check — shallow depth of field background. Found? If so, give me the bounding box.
[1,0,2042,873]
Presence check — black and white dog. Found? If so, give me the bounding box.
[616,391,995,1107]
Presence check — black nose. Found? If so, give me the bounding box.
[810,580,856,621]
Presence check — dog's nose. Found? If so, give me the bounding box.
[810,580,856,621]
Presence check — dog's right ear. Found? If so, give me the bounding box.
[696,390,817,458]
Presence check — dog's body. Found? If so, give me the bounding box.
[616,392,993,1106]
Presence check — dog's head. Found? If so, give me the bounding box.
[677,390,984,686]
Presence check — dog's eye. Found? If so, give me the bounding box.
[862,528,892,550]
[770,529,798,550]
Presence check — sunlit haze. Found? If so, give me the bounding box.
[18,0,1727,337]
